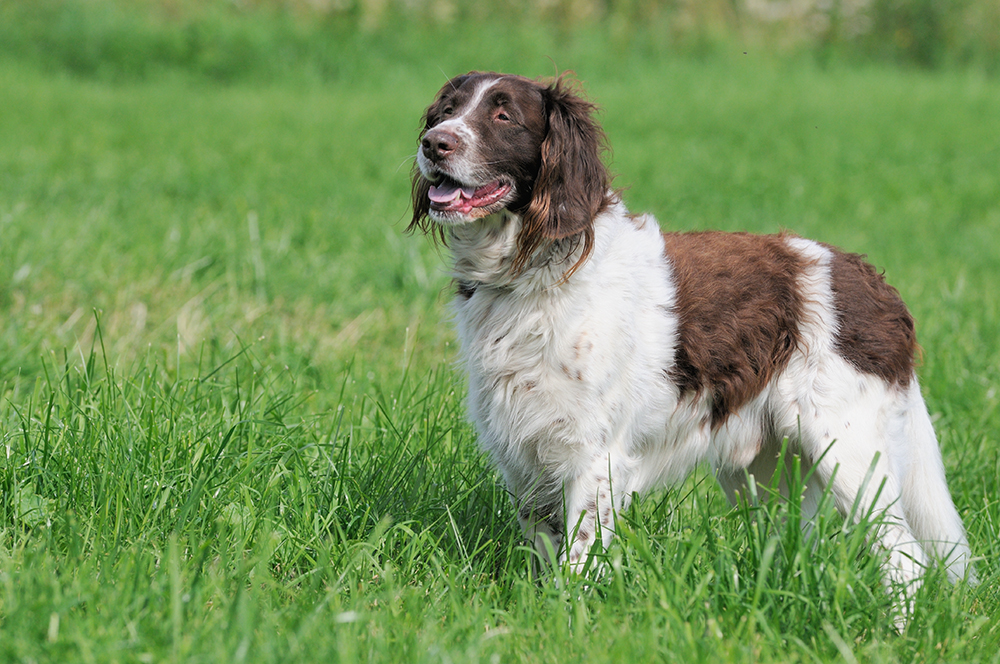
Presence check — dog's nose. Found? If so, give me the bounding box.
[421,128,459,162]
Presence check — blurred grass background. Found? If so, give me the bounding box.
[1,0,999,82]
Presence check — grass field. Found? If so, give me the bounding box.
[2,11,1000,662]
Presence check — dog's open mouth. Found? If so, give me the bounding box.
[428,176,511,216]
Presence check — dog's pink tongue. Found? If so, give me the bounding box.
[429,182,476,203]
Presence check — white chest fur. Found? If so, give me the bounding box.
[451,206,679,493]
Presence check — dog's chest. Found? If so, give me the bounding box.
[457,286,613,397]
[452,260,678,462]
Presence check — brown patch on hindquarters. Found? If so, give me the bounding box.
[662,232,805,428]
[826,247,916,386]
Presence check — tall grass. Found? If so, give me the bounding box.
[2,334,993,660]
[2,333,986,662]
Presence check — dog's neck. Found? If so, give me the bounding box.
[447,211,583,293]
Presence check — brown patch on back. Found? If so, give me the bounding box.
[662,232,805,428]
[826,247,916,387]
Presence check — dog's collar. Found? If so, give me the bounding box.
[457,280,478,299]
[457,280,515,298]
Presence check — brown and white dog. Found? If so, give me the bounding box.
[408,72,973,602]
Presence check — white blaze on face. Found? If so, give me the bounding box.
[420,77,513,221]
[418,78,501,185]
[432,77,500,145]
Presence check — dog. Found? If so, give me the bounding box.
[407,71,973,602]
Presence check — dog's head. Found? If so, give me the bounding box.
[409,72,612,273]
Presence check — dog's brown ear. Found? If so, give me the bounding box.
[515,75,612,274]
[409,162,433,234]
[408,100,438,239]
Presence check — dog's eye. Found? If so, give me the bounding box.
[495,110,512,123]
[443,106,454,116]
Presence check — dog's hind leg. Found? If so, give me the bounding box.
[791,370,936,626]
[896,381,974,583]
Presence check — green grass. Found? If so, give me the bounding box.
[2,13,1000,663]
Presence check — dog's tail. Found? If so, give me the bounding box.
[899,383,975,583]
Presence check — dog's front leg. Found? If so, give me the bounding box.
[561,478,616,568]
[558,454,632,569]
[516,502,564,567]
[513,453,631,570]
